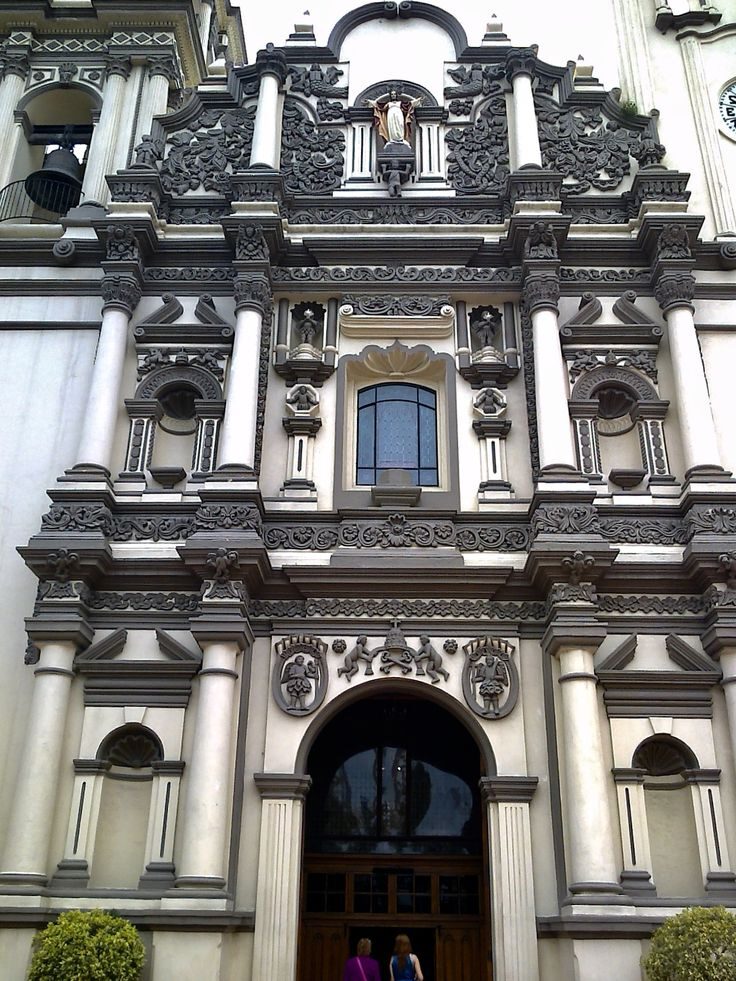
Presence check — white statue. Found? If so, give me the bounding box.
[366,89,422,146]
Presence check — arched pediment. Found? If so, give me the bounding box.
[327,1,469,59]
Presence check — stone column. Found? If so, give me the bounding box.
[51,759,109,887]
[482,776,539,981]
[74,273,141,476]
[655,270,725,477]
[505,48,542,171]
[175,640,240,889]
[544,607,622,898]
[525,272,578,475]
[216,273,270,475]
[612,768,656,894]
[82,55,131,205]
[0,54,30,190]
[139,760,185,889]
[685,769,736,894]
[611,0,656,113]
[120,399,162,480]
[678,33,736,238]
[133,55,178,151]
[252,774,311,981]
[0,635,89,887]
[249,46,287,170]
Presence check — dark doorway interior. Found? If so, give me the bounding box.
[348,926,436,981]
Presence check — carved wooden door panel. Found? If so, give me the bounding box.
[436,922,490,981]
[299,921,345,981]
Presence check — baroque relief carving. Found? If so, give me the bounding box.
[462,637,519,719]
[333,623,456,684]
[445,97,509,195]
[272,635,328,715]
[280,100,345,194]
[158,107,256,195]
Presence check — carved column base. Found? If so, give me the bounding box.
[620,870,656,895]
[49,859,89,888]
[139,861,176,891]
[705,871,736,895]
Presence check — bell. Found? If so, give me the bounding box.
[25,146,82,214]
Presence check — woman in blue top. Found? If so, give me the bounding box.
[389,934,424,981]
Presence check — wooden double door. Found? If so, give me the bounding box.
[298,856,491,981]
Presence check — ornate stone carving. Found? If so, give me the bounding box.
[137,347,226,382]
[656,223,692,260]
[272,635,328,715]
[46,548,79,582]
[560,268,650,284]
[523,222,558,260]
[469,305,503,352]
[280,101,345,195]
[316,99,344,122]
[24,640,41,665]
[561,550,595,585]
[445,98,509,195]
[570,364,658,402]
[531,504,601,537]
[194,503,262,534]
[505,47,538,82]
[100,275,142,316]
[445,63,502,98]
[255,42,288,83]
[52,239,76,266]
[106,224,139,262]
[147,54,179,84]
[271,266,521,284]
[462,637,519,719]
[720,552,736,591]
[235,225,268,261]
[159,107,256,195]
[334,623,454,684]
[630,136,666,168]
[654,272,696,312]
[547,581,598,606]
[288,64,347,98]
[524,274,560,313]
[285,203,504,225]
[341,294,451,317]
[86,591,199,612]
[203,547,241,599]
[0,52,30,81]
[473,388,507,417]
[234,273,271,315]
[104,54,132,79]
[568,349,658,383]
[537,98,641,193]
[686,506,736,536]
[133,135,164,169]
[58,62,78,85]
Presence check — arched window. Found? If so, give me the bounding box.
[356,383,438,486]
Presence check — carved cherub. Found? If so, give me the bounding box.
[133,134,164,168]
[473,387,507,417]
[414,635,449,683]
[286,385,318,413]
[337,635,376,681]
[470,306,502,348]
[281,654,317,711]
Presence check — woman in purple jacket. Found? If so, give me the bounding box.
[343,938,381,981]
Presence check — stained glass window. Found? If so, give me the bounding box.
[356,383,438,486]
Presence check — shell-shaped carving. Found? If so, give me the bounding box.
[633,737,697,776]
[362,340,432,377]
[98,725,163,768]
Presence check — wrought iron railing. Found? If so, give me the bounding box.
[0,177,80,223]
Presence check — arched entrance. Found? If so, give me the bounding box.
[298,694,492,981]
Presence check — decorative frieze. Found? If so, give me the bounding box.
[332,623,456,684]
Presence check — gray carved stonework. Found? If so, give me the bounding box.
[272,635,328,716]
[462,637,519,719]
[445,96,509,195]
[333,624,455,684]
[158,107,256,195]
[288,65,347,99]
[280,100,345,195]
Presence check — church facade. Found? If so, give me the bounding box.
[0,1,735,979]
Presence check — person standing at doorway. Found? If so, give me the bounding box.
[343,937,381,981]
[389,934,424,981]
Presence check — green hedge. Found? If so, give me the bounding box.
[28,909,144,981]
[644,906,736,981]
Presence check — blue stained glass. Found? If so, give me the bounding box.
[419,468,437,486]
[357,405,375,467]
[418,388,436,407]
[419,405,437,467]
[357,468,374,484]
[358,388,375,408]
[376,400,418,469]
[377,384,417,402]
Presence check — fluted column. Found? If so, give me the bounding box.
[611,0,656,113]
[216,273,270,475]
[175,639,240,888]
[132,55,178,151]
[252,774,311,981]
[81,55,131,204]
[0,53,30,190]
[74,273,141,475]
[0,639,84,886]
[482,776,539,981]
[505,47,542,170]
[544,601,621,899]
[249,46,288,169]
[655,270,725,476]
[526,273,578,474]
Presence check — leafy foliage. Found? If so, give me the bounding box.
[28,909,144,981]
[644,906,736,981]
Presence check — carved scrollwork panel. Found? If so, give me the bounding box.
[445,94,509,195]
[280,100,345,195]
[158,107,256,195]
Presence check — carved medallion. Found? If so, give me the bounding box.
[462,637,519,719]
[272,635,328,716]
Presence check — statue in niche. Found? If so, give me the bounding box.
[470,305,504,361]
[296,307,319,345]
[281,653,318,711]
[414,635,449,683]
[367,89,423,146]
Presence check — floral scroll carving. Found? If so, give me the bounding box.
[280,101,345,194]
[445,95,509,195]
[158,107,256,195]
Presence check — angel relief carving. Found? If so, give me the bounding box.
[462,637,519,719]
[272,635,328,716]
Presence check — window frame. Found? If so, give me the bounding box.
[356,381,439,487]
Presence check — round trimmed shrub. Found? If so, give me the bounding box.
[28,909,144,981]
[644,906,736,981]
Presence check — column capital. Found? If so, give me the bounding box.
[255,43,288,85]
[147,53,180,85]
[479,775,538,804]
[101,273,142,315]
[542,610,606,657]
[524,273,561,314]
[254,772,312,800]
[104,53,132,80]
[702,584,736,657]
[234,272,272,315]
[654,270,696,313]
[0,52,30,81]
[505,45,538,82]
